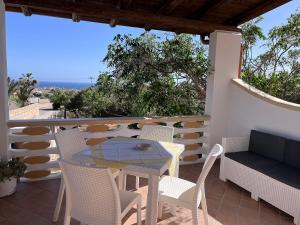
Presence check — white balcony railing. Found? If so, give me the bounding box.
[7,115,210,181]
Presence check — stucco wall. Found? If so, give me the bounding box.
[225,79,300,141]
[9,103,39,120]
[205,31,242,148]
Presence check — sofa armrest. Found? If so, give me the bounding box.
[219,137,249,181]
[222,137,249,154]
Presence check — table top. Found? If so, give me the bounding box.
[72,137,184,176]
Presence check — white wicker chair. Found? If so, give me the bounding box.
[52,128,119,222]
[158,144,223,225]
[59,159,142,225]
[123,125,174,189]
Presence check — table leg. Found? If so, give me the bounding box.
[170,159,180,215]
[117,170,124,190]
[173,159,180,177]
[145,174,159,225]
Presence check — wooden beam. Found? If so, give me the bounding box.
[157,0,184,15]
[120,0,132,10]
[191,0,231,19]
[72,12,79,22]
[4,0,240,35]
[110,18,117,27]
[200,35,209,45]
[21,6,31,16]
[110,0,122,27]
[226,0,291,25]
[144,24,151,31]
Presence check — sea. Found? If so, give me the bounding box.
[37,81,91,90]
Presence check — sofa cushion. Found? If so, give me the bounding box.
[225,152,300,189]
[284,139,300,169]
[225,151,280,172]
[249,130,285,161]
[262,163,300,189]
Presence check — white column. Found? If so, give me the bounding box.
[0,0,9,160]
[205,31,242,148]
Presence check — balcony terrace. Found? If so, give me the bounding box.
[0,1,298,225]
[0,161,294,225]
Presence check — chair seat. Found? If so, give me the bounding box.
[159,175,196,204]
[119,190,141,218]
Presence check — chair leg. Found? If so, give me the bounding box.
[251,193,259,201]
[116,172,122,190]
[137,200,142,225]
[294,215,300,225]
[170,205,176,215]
[201,193,209,225]
[53,178,65,222]
[135,176,140,189]
[192,208,200,225]
[122,173,127,191]
[158,201,163,219]
[63,215,71,225]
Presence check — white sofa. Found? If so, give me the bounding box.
[220,131,300,224]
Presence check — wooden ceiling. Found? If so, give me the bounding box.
[4,0,291,36]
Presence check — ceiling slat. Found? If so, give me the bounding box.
[226,0,292,25]
[157,0,184,15]
[191,0,232,19]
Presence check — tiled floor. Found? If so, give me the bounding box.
[0,160,294,225]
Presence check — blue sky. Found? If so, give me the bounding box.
[6,1,299,83]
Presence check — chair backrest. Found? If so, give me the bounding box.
[55,128,87,160]
[194,144,223,206]
[140,125,174,143]
[59,159,121,225]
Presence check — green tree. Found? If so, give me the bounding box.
[242,10,300,104]
[49,89,76,118]
[101,33,207,116]
[7,77,18,98]
[66,87,113,118]
[240,16,265,72]
[16,73,37,107]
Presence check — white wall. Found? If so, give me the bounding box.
[205,30,300,147]
[226,80,300,141]
[0,0,9,160]
[205,31,242,147]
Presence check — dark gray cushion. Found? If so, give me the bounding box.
[262,163,300,189]
[226,151,300,189]
[284,139,300,169]
[249,130,285,161]
[225,151,280,172]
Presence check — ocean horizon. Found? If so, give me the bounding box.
[37,81,91,90]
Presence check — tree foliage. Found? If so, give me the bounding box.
[54,34,207,118]
[241,10,300,103]
[15,73,37,107]
[98,33,207,117]
[7,77,18,98]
